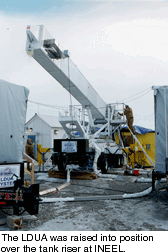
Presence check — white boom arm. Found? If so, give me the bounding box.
[26,25,106,120]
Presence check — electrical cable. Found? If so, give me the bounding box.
[118,87,151,103]
[94,87,152,110]
[28,87,152,114]
[28,100,68,110]
[80,90,151,111]
[123,89,152,103]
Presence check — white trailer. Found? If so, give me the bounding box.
[26,25,127,173]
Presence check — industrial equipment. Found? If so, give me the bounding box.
[0,163,39,215]
[26,25,128,173]
[0,80,39,215]
[116,126,155,169]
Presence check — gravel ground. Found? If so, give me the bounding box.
[0,168,168,231]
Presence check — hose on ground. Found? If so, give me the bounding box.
[40,181,159,203]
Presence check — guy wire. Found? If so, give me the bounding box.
[68,57,74,139]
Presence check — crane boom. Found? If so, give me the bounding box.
[25,25,127,174]
[26,25,106,120]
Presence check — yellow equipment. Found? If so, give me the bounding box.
[116,130,155,168]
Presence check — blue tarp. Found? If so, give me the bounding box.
[122,125,154,134]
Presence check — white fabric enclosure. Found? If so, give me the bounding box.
[153,85,168,174]
[0,80,29,163]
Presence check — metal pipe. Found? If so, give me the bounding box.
[111,124,121,134]
[93,123,108,138]
[127,125,155,167]
[118,128,128,167]
[82,106,85,126]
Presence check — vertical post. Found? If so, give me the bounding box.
[87,107,94,127]
[108,106,110,137]
[82,106,85,126]
[31,163,35,184]
[38,25,44,45]
[164,87,168,159]
[110,106,113,121]
[69,105,73,117]
[118,128,128,167]
[152,170,155,191]
[164,87,168,173]
[67,167,71,183]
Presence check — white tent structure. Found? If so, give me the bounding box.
[0,80,29,163]
[153,85,168,174]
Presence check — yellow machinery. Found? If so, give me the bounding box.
[116,130,155,169]
[37,144,50,167]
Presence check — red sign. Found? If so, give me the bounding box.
[0,192,23,201]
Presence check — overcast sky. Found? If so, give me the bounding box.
[1,1,168,129]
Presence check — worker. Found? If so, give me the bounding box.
[25,138,35,171]
[118,105,134,133]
